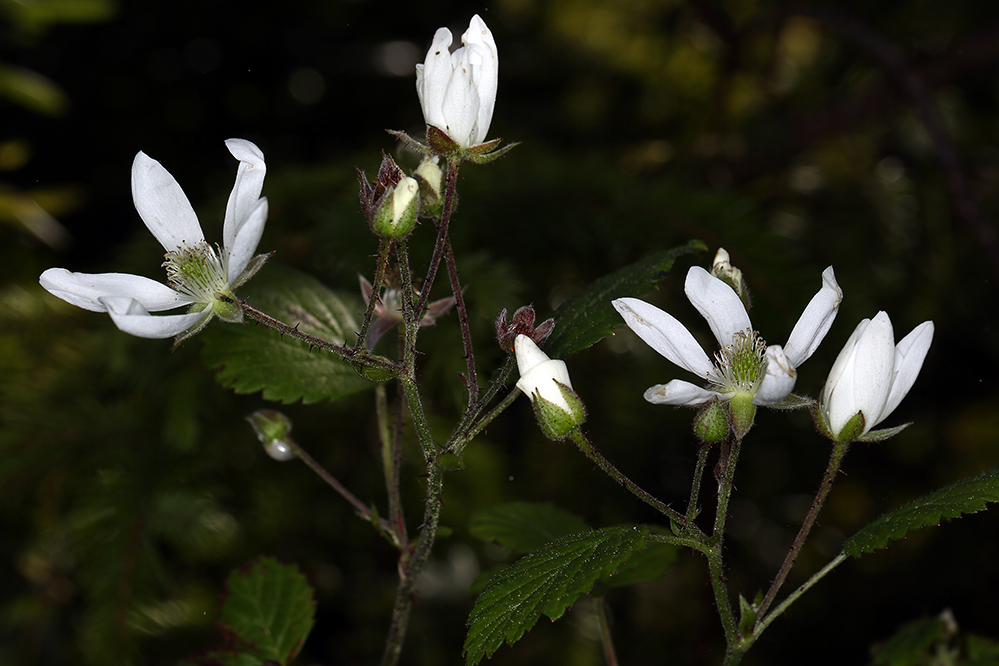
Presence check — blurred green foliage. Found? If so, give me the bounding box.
[3,0,999,664]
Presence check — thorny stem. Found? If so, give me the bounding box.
[756,440,850,619]
[449,355,517,455]
[415,158,459,319]
[379,238,446,666]
[457,381,520,451]
[723,553,850,666]
[355,238,394,351]
[284,438,401,549]
[567,428,689,526]
[687,441,713,524]
[376,383,407,545]
[709,437,743,647]
[445,237,479,408]
[240,301,402,374]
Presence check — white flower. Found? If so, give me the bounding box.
[39,139,268,343]
[820,312,934,440]
[515,334,574,414]
[416,14,498,149]
[613,265,842,407]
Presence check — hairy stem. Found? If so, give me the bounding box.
[756,440,849,619]
[415,158,460,318]
[355,238,393,351]
[285,438,400,549]
[568,428,689,526]
[710,437,743,647]
[240,301,402,374]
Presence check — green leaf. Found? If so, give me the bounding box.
[218,557,316,665]
[468,502,590,553]
[593,538,677,592]
[202,263,375,404]
[844,466,999,557]
[545,241,706,359]
[869,615,953,666]
[464,525,650,665]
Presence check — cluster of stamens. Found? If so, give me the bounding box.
[709,329,768,396]
[162,241,229,302]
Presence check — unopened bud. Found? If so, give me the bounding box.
[693,398,729,443]
[373,177,420,238]
[711,248,751,311]
[514,335,585,439]
[245,410,297,461]
[413,157,444,219]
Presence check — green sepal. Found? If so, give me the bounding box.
[436,451,464,471]
[350,354,399,382]
[729,393,756,440]
[858,422,911,442]
[694,397,729,443]
[738,594,757,639]
[464,141,520,165]
[530,381,586,441]
[245,409,293,444]
[835,410,867,443]
[767,393,814,411]
[386,129,431,156]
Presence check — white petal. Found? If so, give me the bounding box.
[461,14,497,145]
[783,266,842,367]
[441,46,480,147]
[226,198,268,284]
[517,359,573,412]
[223,139,266,254]
[101,296,208,339]
[40,268,189,312]
[131,151,204,252]
[825,312,894,435]
[644,380,720,406]
[754,345,796,406]
[514,334,550,376]
[613,297,713,377]
[684,266,752,347]
[876,321,934,427]
[418,27,454,132]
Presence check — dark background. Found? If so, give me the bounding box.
[3,0,999,664]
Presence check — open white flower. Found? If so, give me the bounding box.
[820,312,934,440]
[416,14,498,149]
[613,265,842,407]
[39,139,268,344]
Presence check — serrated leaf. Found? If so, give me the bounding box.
[218,557,316,665]
[593,539,677,592]
[464,526,650,665]
[545,241,705,359]
[844,466,999,557]
[202,263,375,404]
[469,502,590,553]
[870,615,951,666]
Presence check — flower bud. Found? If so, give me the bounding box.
[693,398,729,443]
[357,152,420,238]
[514,335,585,439]
[245,410,297,461]
[496,305,555,352]
[373,177,420,238]
[819,312,933,441]
[413,157,444,219]
[711,248,751,311]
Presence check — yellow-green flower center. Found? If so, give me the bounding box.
[162,241,229,304]
[710,330,768,398]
